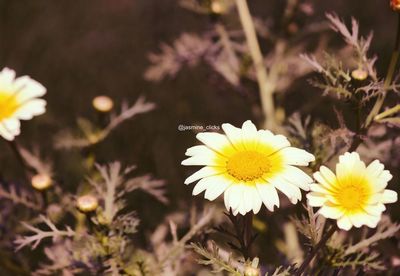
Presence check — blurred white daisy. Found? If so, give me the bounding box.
[182,120,315,215]
[307,152,398,230]
[0,67,46,141]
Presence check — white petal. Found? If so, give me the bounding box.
[192,175,231,197]
[204,180,231,201]
[338,151,361,165]
[185,145,207,156]
[348,213,366,228]
[184,166,221,185]
[307,192,327,207]
[349,212,380,228]
[252,191,263,214]
[337,216,353,230]
[2,118,20,133]
[0,124,16,140]
[363,204,385,216]
[256,183,280,211]
[243,187,255,213]
[336,152,365,181]
[366,160,385,178]
[309,184,330,194]
[14,76,46,102]
[281,165,313,191]
[0,67,16,86]
[196,132,233,155]
[378,170,393,182]
[241,120,259,146]
[192,179,212,196]
[319,166,337,187]
[318,205,344,219]
[279,147,315,166]
[382,189,397,204]
[272,176,302,204]
[226,184,245,210]
[222,123,244,150]
[14,99,46,120]
[258,130,290,153]
[182,149,223,166]
[0,120,20,140]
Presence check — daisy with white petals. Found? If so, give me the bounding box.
[182,120,315,215]
[0,67,46,141]
[307,152,398,230]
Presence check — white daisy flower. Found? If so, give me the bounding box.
[0,67,46,141]
[182,120,315,215]
[307,152,398,230]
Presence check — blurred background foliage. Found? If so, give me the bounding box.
[0,0,399,272]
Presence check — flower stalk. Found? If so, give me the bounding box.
[227,211,256,260]
[295,224,337,276]
[365,13,400,127]
[6,139,34,179]
[234,0,277,130]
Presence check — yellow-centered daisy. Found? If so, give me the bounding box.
[0,67,46,141]
[182,120,315,215]
[307,152,398,230]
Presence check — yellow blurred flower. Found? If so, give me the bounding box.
[0,68,46,141]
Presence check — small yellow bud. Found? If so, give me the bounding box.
[31,174,52,191]
[77,195,98,213]
[244,266,260,276]
[92,96,114,112]
[351,68,368,81]
[211,1,226,14]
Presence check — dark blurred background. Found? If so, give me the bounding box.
[0,0,397,243]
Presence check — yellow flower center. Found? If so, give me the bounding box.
[334,180,371,213]
[0,92,19,120]
[226,150,271,181]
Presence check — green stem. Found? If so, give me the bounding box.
[365,13,400,127]
[228,211,255,260]
[295,224,337,276]
[5,139,33,179]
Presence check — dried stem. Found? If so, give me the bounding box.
[235,0,277,130]
[365,13,400,127]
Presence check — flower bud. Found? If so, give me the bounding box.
[92,96,114,112]
[211,0,227,14]
[351,68,368,81]
[31,174,52,191]
[391,0,400,11]
[244,266,260,276]
[77,195,98,213]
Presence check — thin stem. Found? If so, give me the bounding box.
[295,224,337,276]
[235,0,277,130]
[6,139,33,178]
[374,104,400,121]
[227,211,255,260]
[365,13,400,127]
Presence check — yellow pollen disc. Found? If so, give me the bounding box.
[0,92,19,120]
[226,150,271,182]
[334,181,370,213]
